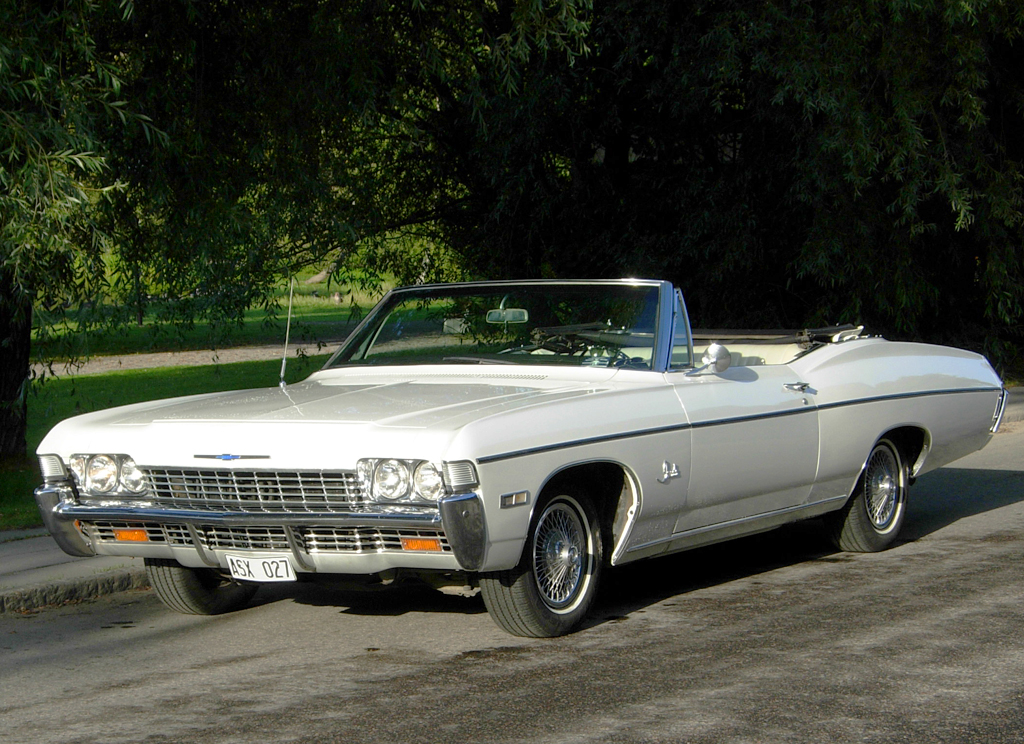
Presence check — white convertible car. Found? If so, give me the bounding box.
[35,280,1008,636]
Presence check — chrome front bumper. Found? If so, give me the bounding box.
[34,484,95,557]
[35,482,488,572]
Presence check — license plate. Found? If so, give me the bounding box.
[225,554,296,582]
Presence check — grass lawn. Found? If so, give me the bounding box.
[0,353,330,532]
[33,293,371,359]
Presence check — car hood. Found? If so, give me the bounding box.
[89,370,611,429]
[37,367,634,467]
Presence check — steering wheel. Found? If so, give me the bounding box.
[534,332,588,355]
[581,347,633,368]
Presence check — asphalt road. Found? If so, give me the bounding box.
[3,424,1023,744]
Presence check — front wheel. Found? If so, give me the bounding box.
[480,493,603,637]
[827,438,908,552]
[145,558,258,615]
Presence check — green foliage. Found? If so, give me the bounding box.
[89,0,594,329]
[404,0,1023,366]
[33,292,365,359]
[0,0,162,457]
[0,0,161,304]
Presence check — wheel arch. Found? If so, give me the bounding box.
[534,460,639,566]
[878,425,930,479]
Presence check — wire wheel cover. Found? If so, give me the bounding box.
[865,446,901,530]
[532,501,588,610]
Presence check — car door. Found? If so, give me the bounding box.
[668,362,820,534]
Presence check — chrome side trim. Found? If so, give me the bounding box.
[816,386,1002,412]
[478,386,1002,464]
[625,495,849,554]
[477,423,692,464]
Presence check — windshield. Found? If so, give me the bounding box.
[326,283,661,370]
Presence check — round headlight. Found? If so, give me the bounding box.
[86,455,118,493]
[373,459,411,501]
[413,462,444,501]
[120,457,147,493]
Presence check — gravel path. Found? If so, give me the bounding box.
[32,342,335,377]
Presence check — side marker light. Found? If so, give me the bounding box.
[500,491,530,508]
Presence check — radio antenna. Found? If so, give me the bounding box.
[279,276,295,389]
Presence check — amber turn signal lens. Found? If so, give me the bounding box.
[399,537,442,552]
[113,528,149,542]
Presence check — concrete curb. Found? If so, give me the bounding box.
[0,569,149,614]
[0,531,150,614]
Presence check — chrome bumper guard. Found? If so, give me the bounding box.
[438,493,487,571]
[34,484,95,558]
[35,481,488,572]
[991,388,1009,433]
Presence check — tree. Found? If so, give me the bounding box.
[90,0,595,311]
[420,0,1024,356]
[1,0,593,458]
[6,0,1023,461]
[1,0,161,458]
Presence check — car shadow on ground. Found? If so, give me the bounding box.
[901,465,1024,541]
[588,465,1024,631]
[248,574,487,617]
[246,467,1024,625]
[589,520,837,629]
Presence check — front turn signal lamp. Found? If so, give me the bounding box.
[113,527,150,542]
[400,536,443,552]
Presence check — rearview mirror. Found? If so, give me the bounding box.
[486,308,529,324]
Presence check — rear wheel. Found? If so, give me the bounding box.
[480,493,603,637]
[827,438,908,552]
[145,558,257,615]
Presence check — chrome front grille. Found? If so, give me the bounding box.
[82,522,450,554]
[200,525,290,551]
[143,468,367,512]
[304,527,452,553]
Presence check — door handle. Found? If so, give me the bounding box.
[783,382,810,393]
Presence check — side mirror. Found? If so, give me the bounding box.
[686,342,732,375]
[702,343,732,373]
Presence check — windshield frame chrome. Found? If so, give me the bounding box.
[322,279,675,373]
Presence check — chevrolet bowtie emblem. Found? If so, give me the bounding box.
[194,454,271,461]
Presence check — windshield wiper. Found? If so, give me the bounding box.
[442,356,518,366]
